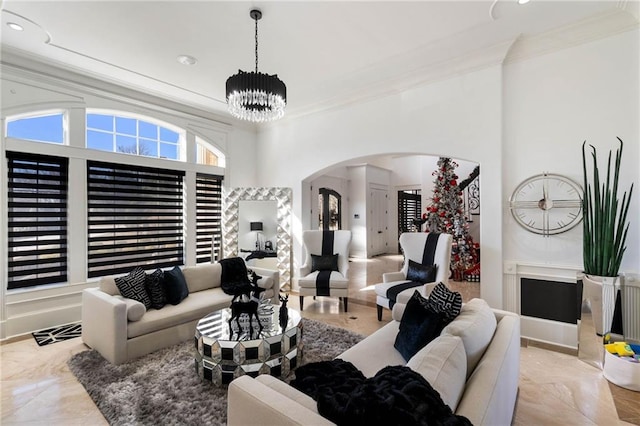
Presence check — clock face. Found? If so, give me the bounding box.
[509,173,583,236]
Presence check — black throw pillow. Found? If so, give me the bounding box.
[162,266,189,305]
[311,254,339,272]
[145,268,167,309]
[406,259,437,284]
[394,290,447,361]
[427,282,462,321]
[115,267,152,309]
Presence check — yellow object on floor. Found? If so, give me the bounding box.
[604,342,635,357]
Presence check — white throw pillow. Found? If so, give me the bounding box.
[441,298,497,378]
[407,335,467,411]
[114,295,146,322]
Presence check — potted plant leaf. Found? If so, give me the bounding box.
[582,137,633,336]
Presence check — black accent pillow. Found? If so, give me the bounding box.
[428,282,463,321]
[115,267,152,309]
[162,266,189,305]
[311,254,339,272]
[145,268,166,309]
[406,259,437,284]
[394,290,447,361]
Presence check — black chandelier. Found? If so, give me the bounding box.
[226,9,287,123]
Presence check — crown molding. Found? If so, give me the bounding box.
[274,8,639,125]
[0,47,235,131]
[505,8,639,64]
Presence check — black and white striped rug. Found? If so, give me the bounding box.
[32,323,82,346]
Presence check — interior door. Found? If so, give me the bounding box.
[369,186,388,256]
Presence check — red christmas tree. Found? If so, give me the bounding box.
[424,157,478,280]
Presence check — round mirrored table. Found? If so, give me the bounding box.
[194,304,302,386]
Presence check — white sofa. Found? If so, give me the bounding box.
[228,298,520,426]
[82,263,279,364]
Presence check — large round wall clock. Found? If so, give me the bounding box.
[509,173,583,236]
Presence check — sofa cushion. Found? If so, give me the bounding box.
[99,276,120,296]
[407,335,467,411]
[163,266,189,305]
[183,263,222,293]
[394,291,447,361]
[145,268,167,309]
[114,295,146,322]
[441,298,497,378]
[114,267,152,309]
[127,288,233,338]
[339,321,405,378]
[406,259,437,284]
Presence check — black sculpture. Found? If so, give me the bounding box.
[228,283,266,339]
[279,293,289,329]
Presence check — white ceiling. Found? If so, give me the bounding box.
[1,1,637,121]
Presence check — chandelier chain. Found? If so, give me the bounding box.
[254,16,259,73]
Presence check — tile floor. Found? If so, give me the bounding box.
[1,254,638,425]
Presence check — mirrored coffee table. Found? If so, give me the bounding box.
[194,305,302,385]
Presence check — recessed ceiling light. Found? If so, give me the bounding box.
[518,0,531,4]
[7,22,24,31]
[177,55,197,66]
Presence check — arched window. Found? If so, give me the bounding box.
[196,137,226,167]
[6,111,66,144]
[318,188,342,231]
[86,111,183,160]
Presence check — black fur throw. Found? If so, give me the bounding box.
[219,257,251,295]
[291,359,365,401]
[293,360,473,426]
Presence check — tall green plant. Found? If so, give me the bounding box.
[582,137,633,277]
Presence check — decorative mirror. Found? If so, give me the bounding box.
[223,187,293,290]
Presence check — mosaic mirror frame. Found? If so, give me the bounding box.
[223,187,293,290]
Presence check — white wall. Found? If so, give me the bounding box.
[347,166,368,258]
[503,29,639,272]
[256,29,639,310]
[257,66,504,306]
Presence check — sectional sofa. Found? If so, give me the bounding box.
[228,298,520,425]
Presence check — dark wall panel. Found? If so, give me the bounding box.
[521,278,578,324]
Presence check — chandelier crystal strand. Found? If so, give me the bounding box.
[225,9,286,122]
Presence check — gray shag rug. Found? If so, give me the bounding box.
[68,318,364,425]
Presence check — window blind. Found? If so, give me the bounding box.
[196,173,223,263]
[87,161,185,277]
[398,190,421,233]
[7,152,68,289]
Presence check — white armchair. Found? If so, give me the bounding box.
[374,232,452,320]
[298,230,351,312]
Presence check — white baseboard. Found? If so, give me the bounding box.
[3,303,82,340]
[521,315,578,350]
